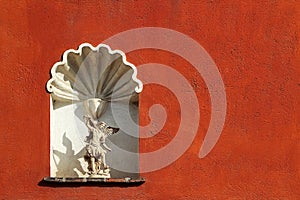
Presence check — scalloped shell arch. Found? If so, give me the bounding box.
[46,43,143,104]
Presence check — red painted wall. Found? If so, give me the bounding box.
[0,1,299,199]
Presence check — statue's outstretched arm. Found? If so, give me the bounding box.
[84,116,95,131]
[102,142,112,152]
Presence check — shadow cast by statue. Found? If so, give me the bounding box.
[53,133,86,177]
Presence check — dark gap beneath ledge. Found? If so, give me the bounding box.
[39,177,145,187]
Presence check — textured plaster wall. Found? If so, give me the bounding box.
[0,1,299,199]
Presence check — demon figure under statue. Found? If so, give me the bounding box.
[83,115,119,177]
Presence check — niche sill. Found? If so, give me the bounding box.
[40,177,145,187]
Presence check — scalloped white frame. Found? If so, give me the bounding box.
[47,43,143,94]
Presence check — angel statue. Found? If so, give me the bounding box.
[83,115,119,177]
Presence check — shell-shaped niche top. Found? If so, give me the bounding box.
[46,43,143,119]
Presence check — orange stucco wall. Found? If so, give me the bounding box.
[0,1,299,199]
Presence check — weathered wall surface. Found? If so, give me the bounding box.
[0,1,299,199]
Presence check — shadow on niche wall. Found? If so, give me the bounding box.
[53,133,86,177]
[52,132,140,179]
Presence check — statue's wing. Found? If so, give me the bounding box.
[107,127,120,135]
